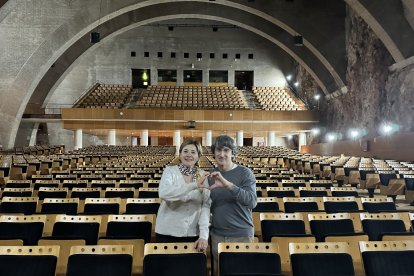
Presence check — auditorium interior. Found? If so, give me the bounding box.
[0,0,414,275]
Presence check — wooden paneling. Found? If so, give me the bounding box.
[62,108,318,134]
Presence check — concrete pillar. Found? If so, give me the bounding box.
[140,129,149,146]
[275,137,286,147]
[267,131,276,146]
[204,130,212,146]
[108,129,116,146]
[237,130,244,147]
[131,136,138,146]
[74,129,83,150]
[151,136,159,146]
[203,70,208,86]
[29,122,40,146]
[173,130,181,155]
[228,71,235,86]
[299,133,307,152]
[177,70,184,86]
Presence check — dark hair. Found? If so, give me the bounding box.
[179,140,202,157]
[211,135,238,155]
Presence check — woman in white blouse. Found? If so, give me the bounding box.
[155,140,211,251]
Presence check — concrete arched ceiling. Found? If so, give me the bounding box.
[1,0,413,148]
[25,0,347,116]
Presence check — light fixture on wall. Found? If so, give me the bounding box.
[314,94,321,110]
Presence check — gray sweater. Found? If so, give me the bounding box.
[210,165,257,237]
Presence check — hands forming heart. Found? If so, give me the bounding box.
[196,171,232,190]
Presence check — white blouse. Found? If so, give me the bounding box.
[155,165,211,240]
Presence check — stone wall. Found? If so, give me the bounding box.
[325,8,394,137]
[295,62,319,110]
[298,7,413,146]
[385,64,414,132]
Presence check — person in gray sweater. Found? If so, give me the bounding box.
[208,135,257,276]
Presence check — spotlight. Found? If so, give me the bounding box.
[314,94,321,100]
[379,123,398,136]
[294,82,299,87]
[287,135,293,140]
[350,129,359,139]
[326,133,336,142]
[311,128,320,135]
[286,75,292,81]
[383,124,392,134]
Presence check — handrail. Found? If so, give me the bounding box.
[72,82,100,107]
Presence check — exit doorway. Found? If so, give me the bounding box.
[235,71,253,90]
[132,69,151,89]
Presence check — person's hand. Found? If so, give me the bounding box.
[208,171,233,190]
[194,238,208,251]
[196,172,210,189]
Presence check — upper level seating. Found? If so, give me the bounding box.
[252,86,306,111]
[75,84,132,109]
[136,85,249,109]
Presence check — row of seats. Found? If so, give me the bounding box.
[0,197,161,215]
[256,211,414,241]
[0,194,398,214]
[2,145,414,200]
[74,83,132,109]
[137,85,249,109]
[252,87,306,111]
[3,240,414,276]
[1,212,414,276]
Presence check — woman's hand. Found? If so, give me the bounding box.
[208,171,233,190]
[194,238,208,251]
[196,172,210,189]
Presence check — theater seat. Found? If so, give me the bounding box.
[143,243,207,276]
[0,215,46,245]
[260,212,310,242]
[218,242,282,276]
[360,240,414,276]
[309,213,359,242]
[289,242,355,276]
[66,245,133,276]
[103,214,154,243]
[50,215,101,245]
[360,213,409,241]
[0,245,59,276]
